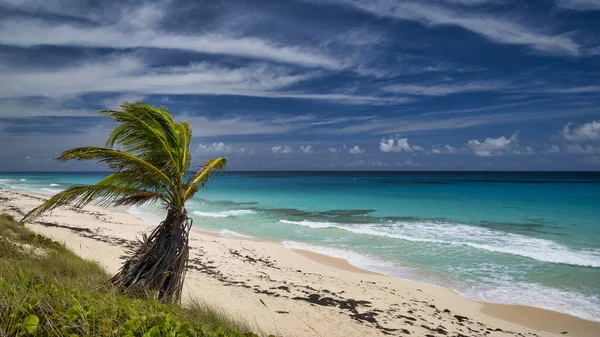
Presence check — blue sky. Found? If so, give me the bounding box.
[0,0,599,171]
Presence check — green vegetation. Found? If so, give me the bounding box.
[0,214,262,337]
[22,102,227,303]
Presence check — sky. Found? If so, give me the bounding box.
[0,0,599,171]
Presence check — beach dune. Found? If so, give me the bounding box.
[1,189,598,337]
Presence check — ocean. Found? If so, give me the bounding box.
[1,171,599,322]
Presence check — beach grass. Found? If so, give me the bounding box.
[0,213,261,337]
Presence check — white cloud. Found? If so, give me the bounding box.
[545,120,600,156]
[431,144,460,154]
[272,145,294,154]
[300,145,313,154]
[348,145,364,154]
[556,0,600,11]
[562,120,600,142]
[328,147,338,153]
[384,81,506,96]
[323,0,581,55]
[237,147,250,155]
[379,137,423,152]
[467,133,519,156]
[197,142,234,155]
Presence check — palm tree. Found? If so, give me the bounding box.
[22,102,227,303]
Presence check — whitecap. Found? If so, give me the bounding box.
[193,210,256,218]
[49,183,61,187]
[280,220,600,267]
[280,220,333,229]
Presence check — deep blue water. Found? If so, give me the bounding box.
[1,171,599,321]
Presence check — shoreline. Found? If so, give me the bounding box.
[2,188,599,337]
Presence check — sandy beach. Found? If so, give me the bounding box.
[1,189,598,337]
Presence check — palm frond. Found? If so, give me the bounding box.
[113,192,163,207]
[58,146,174,190]
[175,121,192,178]
[94,172,175,202]
[22,185,164,222]
[182,158,228,201]
[101,102,182,178]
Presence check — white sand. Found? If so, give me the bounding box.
[2,189,598,337]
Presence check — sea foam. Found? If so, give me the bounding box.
[193,210,256,218]
[467,280,600,322]
[281,241,410,276]
[39,187,64,194]
[219,229,254,239]
[280,220,600,267]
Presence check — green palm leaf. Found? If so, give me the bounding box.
[183,158,228,201]
[23,185,164,221]
[58,146,174,189]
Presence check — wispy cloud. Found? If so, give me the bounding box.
[0,4,342,69]
[547,86,600,94]
[326,106,600,135]
[384,81,507,96]
[321,0,582,55]
[430,144,461,154]
[0,55,402,105]
[187,116,292,138]
[0,56,314,98]
[556,0,600,11]
[0,97,94,117]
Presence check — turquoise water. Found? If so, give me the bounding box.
[2,171,599,321]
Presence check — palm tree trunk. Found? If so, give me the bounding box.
[110,208,192,303]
